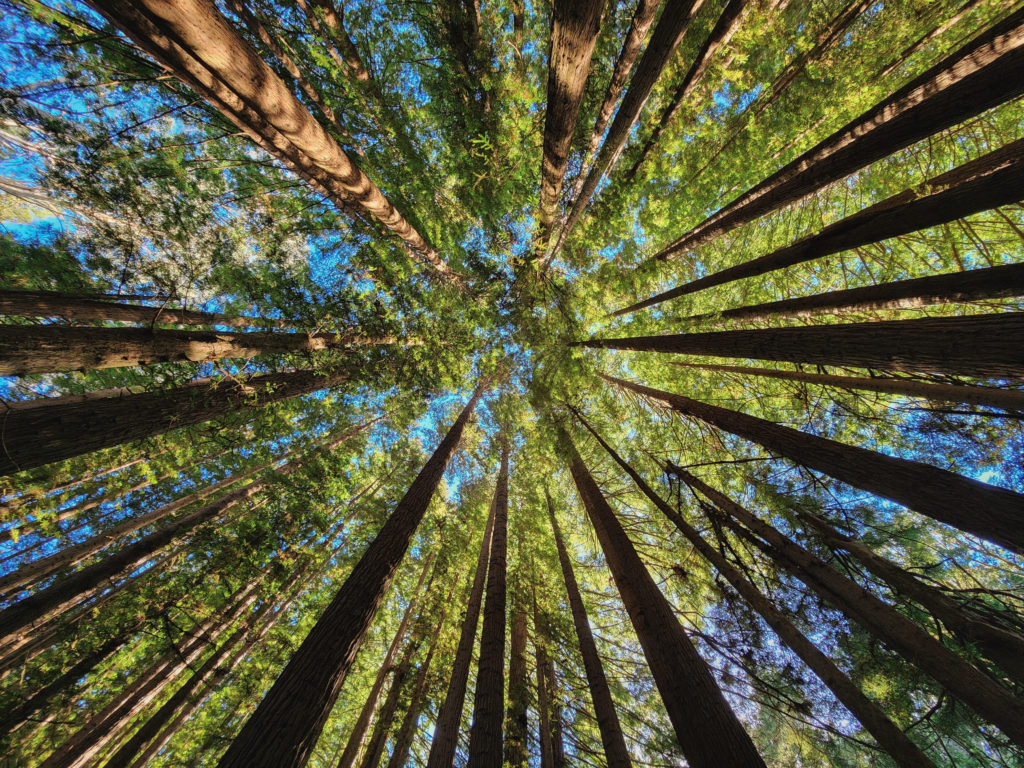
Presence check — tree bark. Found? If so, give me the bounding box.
[358,651,415,768]
[466,441,510,767]
[563,434,765,767]
[534,633,555,768]
[535,0,605,246]
[585,312,1024,379]
[673,361,1024,412]
[546,490,632,768]
[217,381,487,768]
[648,9,1024,260]
[603,374,1024,553]
[426,477,498,768]
[577,414,936,767]
[621,138,1024,313]
[504,601,530,767]
[0,369,345,476]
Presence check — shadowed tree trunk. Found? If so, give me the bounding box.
[576,413,936,767]
[546,490,632,768]
[0,369,346,476]
[563,433,764,766]
[603,375,1024,552]
[620,139,1024,313]
[425,487,497,768]
[358,648,416,768]
[217,381,488,768]
[673,361,1024,412]
[534,624,555,768]
[584,313,1024,379]
[535,0,605,247]
[647,9,1024,261]
[504,599,530,767]
[466,441,510,767]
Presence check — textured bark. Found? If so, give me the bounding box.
[426,483,498,768]
[466,442,510,767]
[676,466,1024,745]
[546,492,631,768]
[649,9,1024,260]
[535,0,605,245]
[217,381,487,768]
[86,0,460,281]
[673,361,1024,412]
[0,369,345,476]
[0,288,285,328]
[504,602,530,767]
[621,138,1024,312]
[585,312,1024,379]
[563,435,764,767]
[549,0,707,261]
[604,375,1024,553]
[579,416,935,768]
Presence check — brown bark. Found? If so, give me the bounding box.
[546,491,632,768]
[648,9,1024,260]
[585,312,1024,379]
[0,369,345,476]
[217,381,487,768]
[86,0,461,282]
[549,0,707,262]
[578,415,935,767]
[604,375,1024,553]
[504,601,530,767]
[675,465,1024,745]
[466,441,510,767]
[359,651,415,768]
[673,361,1024,412]
[535,0,605,246]
[547,654,566,768]
[621,138,1024,313]
[563,434,764,766]
[534,634,554,768]
[0,288,287,328]
[426,480,498,768]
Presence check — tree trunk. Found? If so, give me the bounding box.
[549,0,707,261]
[466,441,510,767]
[585,312,1024,379]
[676,465,1024,745]
[621,138,1024,312]
[0,288,286,328]
[426,477,498,768]
[577,414,935,767]
[648,9,1024,260]
[563,434,765,767]
[359,653,415,768]
[535,0,605,246]
[86,0,461,282]
[504,602,530,767]
[0,369,345,476]
[602,374,1024,553]
[546,490,632,768]
[547,654,566,768]
[534,634,555,768]
[217,381,487,768]
[673,361,1024,412]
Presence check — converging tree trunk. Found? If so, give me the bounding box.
[216,381,488,768]
[563,432,765,767]
[505,599,530,767]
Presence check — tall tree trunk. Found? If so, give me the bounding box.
[673,361,1024,412]
[584,312,1024,379]
[647,9,1024,261]
[535,0,605,247]
[563,434,765,767]
[504,601,530,767]
[0,288,286,328]
[621,139,1024,313]
[426,480,498,768]
[625,0,750,181]
[549,0,707,261]
[577,413,935,767]
[546,490,632,768]
[217,381,488,768]
[358,650,416,768]
[86,0,462,282]
[0,369,345,476]
[466,441,510,768]
[336,552,438,768]
[547,654,566,768]
[534,631,555,768]
[675,465,1024,745]
[603,375,1024,552]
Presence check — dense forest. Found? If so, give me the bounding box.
[0,0,1022,765]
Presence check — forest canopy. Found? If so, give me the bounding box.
[0,0,1023,766]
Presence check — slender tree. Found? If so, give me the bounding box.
[504,598,530,767]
